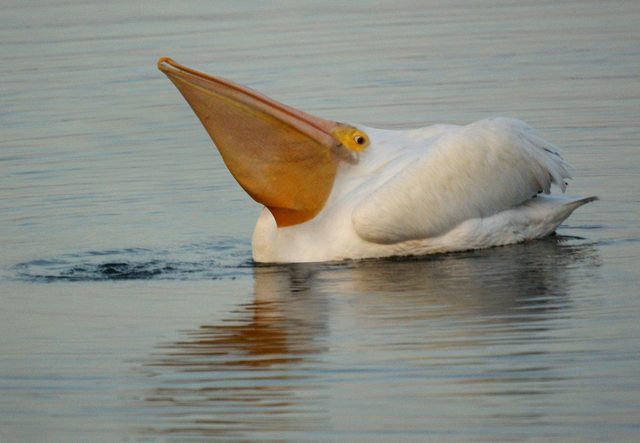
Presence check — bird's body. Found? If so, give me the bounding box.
[252,119,595,262]
[158,58,595,263]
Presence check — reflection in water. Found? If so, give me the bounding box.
[141,266,331,437]
[338,237,598,323]
[140,237,600,439]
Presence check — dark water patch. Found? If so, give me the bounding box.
[11,238,252,282]
[562,224,605,230]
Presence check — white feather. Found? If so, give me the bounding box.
[252,118,594,263]
[352,118,571,244]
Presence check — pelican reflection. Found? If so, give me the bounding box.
[140,237,599,438]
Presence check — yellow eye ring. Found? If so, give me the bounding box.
[331,124,370,152]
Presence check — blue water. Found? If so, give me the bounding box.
[1,1,639,441]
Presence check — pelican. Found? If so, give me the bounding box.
[158,57,596,263]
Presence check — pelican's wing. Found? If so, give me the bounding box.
[352,118,571,244]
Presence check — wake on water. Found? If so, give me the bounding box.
[10,239,253,282]
[7,232,601,283]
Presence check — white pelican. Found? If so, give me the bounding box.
[158,57,596,263]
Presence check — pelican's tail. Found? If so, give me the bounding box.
[521,194,598,238]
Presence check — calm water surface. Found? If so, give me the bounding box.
[1,0,639,441]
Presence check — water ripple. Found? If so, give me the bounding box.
[11,238,252,282]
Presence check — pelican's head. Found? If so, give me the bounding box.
[158,57,369,227]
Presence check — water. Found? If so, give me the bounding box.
[1,0,639,441]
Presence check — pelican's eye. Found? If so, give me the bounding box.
[348,131,369,151]
[331,124,370,152]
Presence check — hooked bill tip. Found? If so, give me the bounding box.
[157,56,178,73]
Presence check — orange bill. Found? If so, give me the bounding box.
[157,57,369,227]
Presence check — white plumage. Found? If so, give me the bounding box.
[252,118,595,263]
[157,58,594,263]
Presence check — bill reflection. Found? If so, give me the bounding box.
[141,265,330,437]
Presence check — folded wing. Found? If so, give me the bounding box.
[352,118,571,244]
